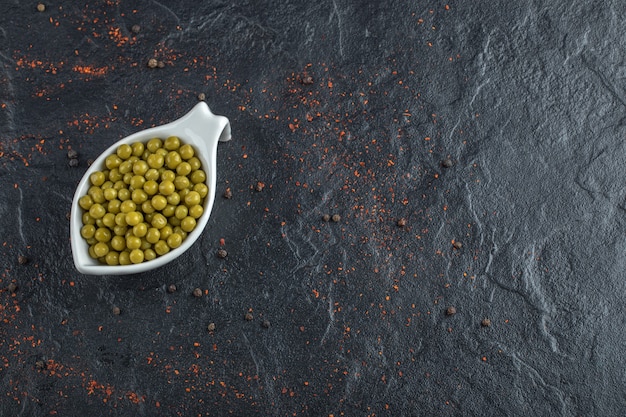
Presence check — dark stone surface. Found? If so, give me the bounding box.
[1,0,625,415]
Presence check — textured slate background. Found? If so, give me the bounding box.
[1,0,625,415]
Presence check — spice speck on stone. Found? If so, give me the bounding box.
[397,218,407,227]
[331,214,341,222]
[167,284,177,294]
[147,58,158,68]
[157,60,165,68]
[322,214,331,222]
[18,255,29,265]
[67,149,78,159]
[217,249,228,259]
[223,188,232,199]
[442,158,453,168]
[255,181,265,192]
[112,306,121,315]
[37,3,45,12]
[261,320,271,329]
[244,312,253,321]
[193,288,203,298]
[446,306,457,316]
[300,74,314,85]
[7,283,17,293]
[35,360,46,370]
[69,158,79,167]
[207,322,216,332]
[131,24,141,34]
[481,318,492,327]
[197,93,206,101]
[453,240,463,250]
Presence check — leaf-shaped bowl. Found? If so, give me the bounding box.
[70,102,231,275]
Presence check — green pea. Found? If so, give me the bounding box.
[90,171,106,186]
[81,224,96,239]
[181,216,196,232]
[179,144,194,160]
[105,154,122,169]
[79,195,94,210]
[176,162,192,176]
[131,142,145,157]
[164,136,180,150]
[117,144,132,160]
[119,251,131,265]
[165,151,182,169]
[167,233,182,249]
[146,138,163,152]
[190,170,206,184]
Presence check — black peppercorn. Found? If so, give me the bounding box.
[331,214,341,222]
[167,284,177,294]
[207,322,216,332]
[322,214,330,222]
[446,306,457,316]
[112,306,121,315]
[217,249,227,259]
[69,158,79,167]
[244,312,253,321]
[192,288,202,298]
[441,158,453,168]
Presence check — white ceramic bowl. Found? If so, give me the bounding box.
[70,102,231,275]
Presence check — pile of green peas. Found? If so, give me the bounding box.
[78,136,207,265]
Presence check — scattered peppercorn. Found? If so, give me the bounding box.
[69,158,79,167]
[7,283,17,293]
[167,284,177,294]
[198,93,206,101]
[244,312,253,321]
[112,306,121,315]
[35,360,46,370]
[207,322,216,332]
[223,188,232,199]
[453,240,463,249]
[193,288,203,298]
[217,249,228,259]
[261,320,271,329]
[147,58,158,68]
[255,181,265,192]
[442,158,453,168]
[397,218,407,227]
[481,318,492,327]
[67,149,78,159]
[446,306,457,316]
[36,3,45,12]
[300,74,314,85]
[86,158,94,166]
[18,255,28,265]
[157,60,165,68]
[66,212,71,220]
[322,214,331,222]
[131,24,141,34]
[331,214,341,222]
